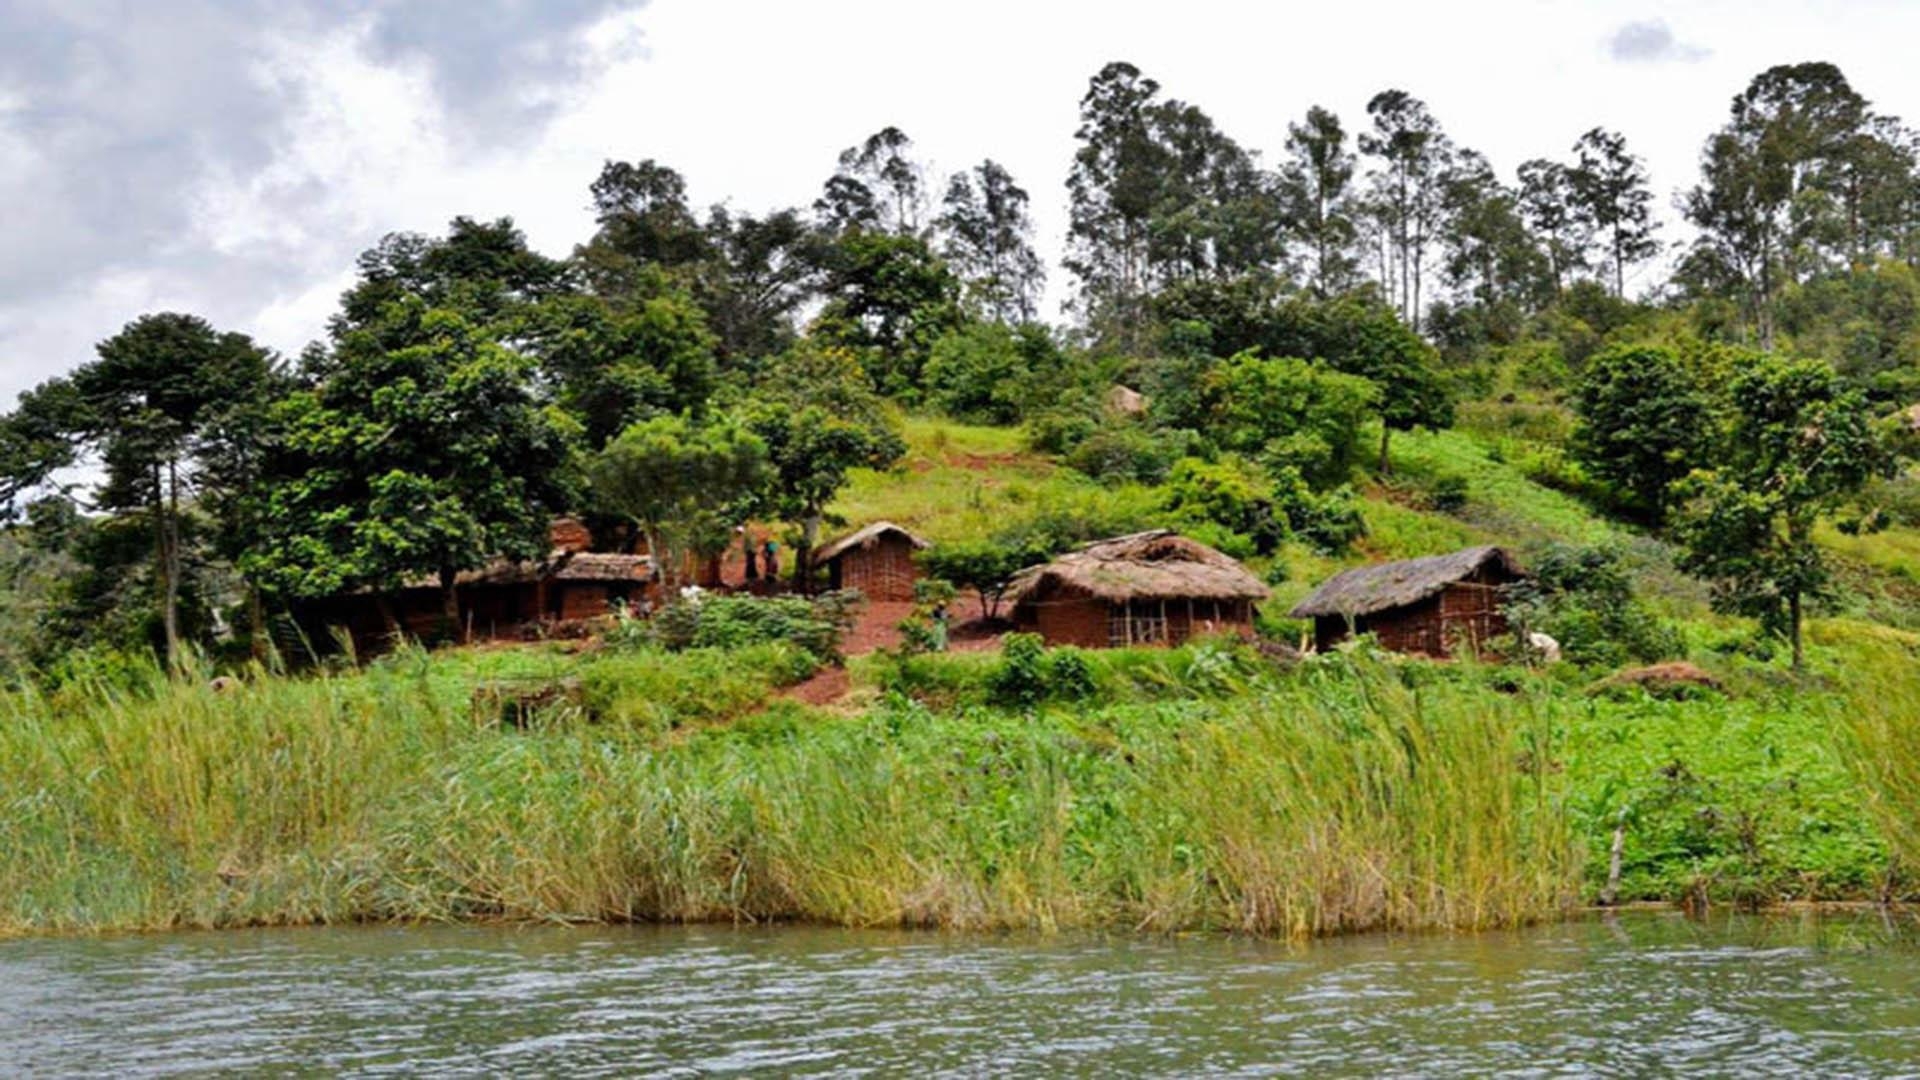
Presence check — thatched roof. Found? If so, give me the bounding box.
[549,552,651,582]
[815,521,929,564]
[1287,546,1524,619]
[1107,384,1148,416]
[395,550,651,590]
[1008,530,1271,605]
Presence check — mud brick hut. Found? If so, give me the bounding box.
[1008,530,1270,647]
[297,519,653,649]
[1288,545,1526,658]
[815,521,929,601]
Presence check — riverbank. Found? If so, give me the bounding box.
[3,628,1917,940]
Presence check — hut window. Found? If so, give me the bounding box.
[1108,602,1167,647]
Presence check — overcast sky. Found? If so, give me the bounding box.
[6,0,1920,408]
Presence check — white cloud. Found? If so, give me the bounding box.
[9,0,1920,407]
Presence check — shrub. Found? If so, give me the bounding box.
[1064,424,1183,484]
[924,323,1058,425]
[1428,472,1471,515]
[1272,467,1366,554]
[988,633,1098,707]
[1502,544,1682,667]
[641,592,858,663]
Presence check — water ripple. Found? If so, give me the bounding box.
[3,914,1920,1076]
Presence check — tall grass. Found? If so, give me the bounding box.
[0,648,1579,939]
[1836,634,1920,876]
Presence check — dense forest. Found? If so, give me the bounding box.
[3,58,1918,677]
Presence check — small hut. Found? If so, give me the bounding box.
[1288,545,1526,657]
[816,521,929,601]
[1008,530,1270,647]
[299,519,654,651]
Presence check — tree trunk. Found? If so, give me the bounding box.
[440,569,465,644]
[794,512,823,595]
[165,458,183,667]
[375,593,401,646]
[1378,424,1393,475]
[1789,589,1804,671]
[248,581,268,663]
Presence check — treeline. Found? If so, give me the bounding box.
[1,58,1917,673]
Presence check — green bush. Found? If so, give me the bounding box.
[1503,544,1682,667]
[643,592,858,662]
[1428,472,1471,515]
[988,633,1098,707]
[1063,424,1185,484]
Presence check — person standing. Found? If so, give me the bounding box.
[742,527,758,584]
[762,538,779,583]
[930,600,950,652]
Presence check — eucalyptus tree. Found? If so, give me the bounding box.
[1279,105,1359,296]
[1683,62,1872,347]
[1516,158,1588,294]
[1358,89,1457,327]
[1569,128,1661,298]
[817,126,927,236]
[937,159,1045,323]
[1066,61,1174,350]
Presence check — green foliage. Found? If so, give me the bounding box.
[247,300,577,615]
[645,592,855,665]
[814,231,963,397]
[918,538,1047,621]
[526,290,718,448]
[1161,455,1285,554]
[1199,352,1377,488]
[1672,357,1896,666]
[1571,344,1713,522]
[922,322,1067,425]
[987,633,1098,708]
[1503,544,1682,667]
[1430,473,1471,514]
[588,413,768,584]
[1062,424,1188,485]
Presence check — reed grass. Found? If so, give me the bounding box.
[1834,633,1920,875]
[0,647,1580,939]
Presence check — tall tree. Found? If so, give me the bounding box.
[1358,89,1456,327]
[584,159,711,272]
[1066,61,1170,350]
[817,126,927,235]
[526,291,718,449]
[1670,356,1893,668]
[2,314,274,664]
[697,204,820,362]
[246,302,576,641]
[937,160,1045,323]
[1515,158,1588,294]
[813,230,963,395]
[1569,128,1661,298]
[740,341,906,589]
[1441,150,1548,320]
[1279,105,1358,296]
[587,414,768,591]
[1684,63,1872,348]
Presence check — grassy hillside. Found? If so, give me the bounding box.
[4,413,1919,939]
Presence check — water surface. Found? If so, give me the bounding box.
[5,913,1919,1075]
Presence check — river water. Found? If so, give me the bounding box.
[4,913,1918,1076]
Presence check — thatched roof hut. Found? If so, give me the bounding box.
[815,521,929,564]
[816,521,929,601]
[1106,384,1148,417]
[1289,546,1525,657]
[1009,530,1269,647]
